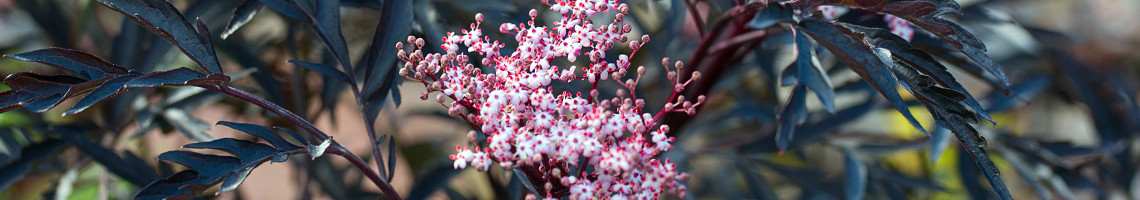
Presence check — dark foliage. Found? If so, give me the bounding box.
[0,0,1135,199]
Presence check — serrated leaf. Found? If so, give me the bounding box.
[846,24,993,123]
[0,73,103,113]
[64,74,138,116]
[5,47,129,80]
[216,121,300,150]
[182,138,278,162]
[222,0,264,39]
[290,59,351,83]
[124,67,229,88]
[888,58,1011,200]
[142,123,310,199]
[96,0,224,73]
[784,0,1011,92]
[797,18,929,136]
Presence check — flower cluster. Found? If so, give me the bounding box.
[396,0,702,199]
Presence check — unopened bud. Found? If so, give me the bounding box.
[637,66,646,75]
[529,9,538,18]
[675,61,684,70]
[691,71,701,81]
[436,94,446,103]
[629,41,641,49]
[641,35,650,43]
[662,58,671,67]
[415,38,425,47]
[407,36,415,44]
[395,42,404,50]
[475,13,484,23]
[419,92,429,100]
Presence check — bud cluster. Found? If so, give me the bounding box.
[396,0,703,199]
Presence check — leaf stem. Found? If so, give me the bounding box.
[201,84,402,200]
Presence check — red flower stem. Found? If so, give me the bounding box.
[202,84,403,200]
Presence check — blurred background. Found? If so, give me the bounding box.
[0,0,1138,199]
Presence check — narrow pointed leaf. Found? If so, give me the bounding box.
[361,0,413,123]
[889,59,1011,200]
[182,138,278,162]
[216,121,298,150]
[5,48,129,80]
[96,0,224,73]
[776,86,809,152]
[218,167,253,194]
[792,29,835,112]
[274,127,309,145]
[64,75,138,116]
[797,18,928,135]
[222,0,264,39]
[124,67,229,88]
[158,151,242,179]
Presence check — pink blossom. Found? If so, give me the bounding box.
[397,0,703,198]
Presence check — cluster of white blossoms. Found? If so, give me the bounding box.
[396,0,702,199]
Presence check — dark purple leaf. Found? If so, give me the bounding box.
[216,121,300,150]
[843,24,993,123]
[124,67,229,88]
[797,18,929,136]
[274,126,310,145]
[56,126,158,186]
[158,150,243,179]
[791,29,835,112]
[0,73,103,113]
[64,75,138,116]
[889,59,1011,200]
[5,48,129,80]
[775,86,808,153]
[360,0,413,123]
[784,0,1011,92]
[843,150,867,200]
[0,139,64,191]
[290,59,351,84]
[95,0,224,73]
[182,138,278,163]
[134,170,211,200]
[310,0,355,74]
[222,0,264,39]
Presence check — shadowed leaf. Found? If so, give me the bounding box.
[96,0,224,73]
[0,139,64,191]
[5,48,129,80]
[797,18,929,136]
